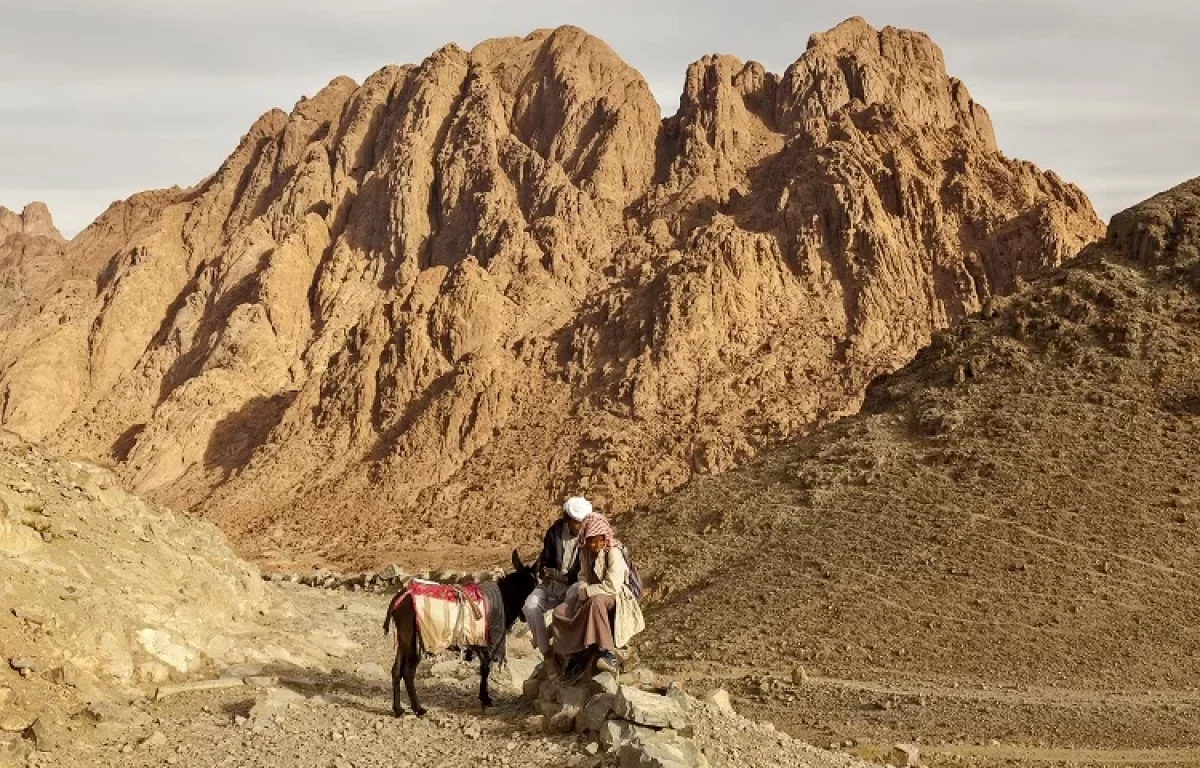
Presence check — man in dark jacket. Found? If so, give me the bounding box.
[522,496,591,655]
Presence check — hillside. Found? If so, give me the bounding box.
[626,179,1200,758]
[3,430,881,768]
[0,18,1101,569]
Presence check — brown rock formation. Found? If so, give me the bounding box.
[0,202,67,328]
[0,20,1103,568]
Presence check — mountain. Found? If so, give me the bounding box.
[0,18,1102,569]
[625,178,1200,746]
[0,202,66,327]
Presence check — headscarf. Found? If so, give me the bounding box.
[576,512,621,551]
[563,496,593,522]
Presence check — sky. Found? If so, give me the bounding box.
[1,0,1197,237]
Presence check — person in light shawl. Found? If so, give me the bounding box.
[550,511,645,674]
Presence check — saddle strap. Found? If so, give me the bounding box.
[448,585,485,647]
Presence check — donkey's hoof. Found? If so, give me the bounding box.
[480,698,493,709]
[413,707,428,718]
[392,709,405,718]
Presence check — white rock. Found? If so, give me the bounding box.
[615,686,687,730]
[702,689,735,716]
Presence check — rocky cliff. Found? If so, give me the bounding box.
[0,19,1103,568]
[626,177,1200,698]
[0,202,67,328]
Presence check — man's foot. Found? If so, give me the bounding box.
[596,651,620,674]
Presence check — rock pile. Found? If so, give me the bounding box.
[522,663,711,767]
[263,563,506,593]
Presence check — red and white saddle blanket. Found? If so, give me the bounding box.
[393,580,490,653]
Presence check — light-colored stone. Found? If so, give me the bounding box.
[245,687,307,730]
[599,720,655,751]
[615,686,687,730]
[619,731,709,768]
[505,655,540,690]
[702,689,735,716]
[589,672,620,696]
[891,743,920,767]
[139,731,168,750]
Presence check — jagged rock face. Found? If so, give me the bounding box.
[0,203,67,327]
[0,19,1103,568]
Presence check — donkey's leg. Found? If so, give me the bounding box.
[391,646,407,717]
[477,650,493,709]
[403,652,425,717]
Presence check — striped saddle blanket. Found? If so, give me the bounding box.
[394,579,490,653]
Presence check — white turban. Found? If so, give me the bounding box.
[563,496,593,522]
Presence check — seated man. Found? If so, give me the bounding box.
[551,512,645,674]
[522,496,591,656]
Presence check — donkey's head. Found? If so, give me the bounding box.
[498,548,539,626]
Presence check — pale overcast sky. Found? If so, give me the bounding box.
[1,0,1196,237]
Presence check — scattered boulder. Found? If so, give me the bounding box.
[619,730,710,768]
[599,720,654,750]
[504,655,540,691]
[577,693,616,733]
[543,710,576,734]
[589,672,620,696]
[892,743,920,767]
[379,564,406,581]
[615,686,687,730]
[23,718,63,752]
[7,658,34,674]
[702,689,735,716]
[139,731,168,750]
[243,687,306,730]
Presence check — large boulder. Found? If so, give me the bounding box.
[615,685,688,730]
[619,731,710,768]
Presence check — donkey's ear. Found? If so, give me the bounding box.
[511,548,523,571]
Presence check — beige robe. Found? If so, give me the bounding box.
[577,546,645,649]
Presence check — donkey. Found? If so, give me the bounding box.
[382,549,538,716]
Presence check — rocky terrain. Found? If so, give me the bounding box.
[0,425,877,768]
[624,179,1200,765]
[0,430,368,754]
[0,18,1102,570]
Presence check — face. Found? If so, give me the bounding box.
[586,535,606,553]
[567,518,582,535]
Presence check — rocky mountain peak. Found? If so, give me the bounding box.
[0,19,1102,569]
[0,202,63,242]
